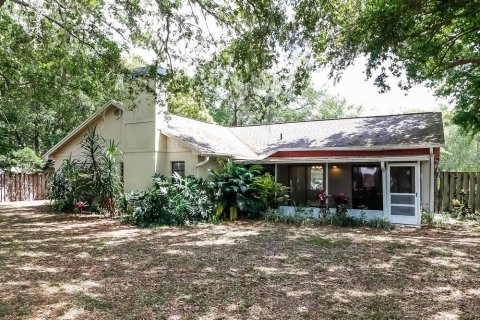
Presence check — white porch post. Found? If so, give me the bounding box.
[416,160,421,225]
[429,148,435,212]
[381,161,387,218]
[325,163,329,207]
[274,163,278,182]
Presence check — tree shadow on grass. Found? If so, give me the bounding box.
[1,204,479,319]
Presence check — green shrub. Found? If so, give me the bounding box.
[48,127,123,214]
[263,206,393,230]
[252,173,289,210]
[48,157,92,212]
[421,212,436,226]
[210,160,262,220]
[366,217,394,230]
[127,173,213,227]
[263,208,282,222]
[210,161,289,220]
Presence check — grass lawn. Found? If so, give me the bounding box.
[1,202,480,320]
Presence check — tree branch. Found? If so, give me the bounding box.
[446,57,480,69]
[5,0,106,57]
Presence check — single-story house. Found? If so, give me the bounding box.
[44,72,444,226]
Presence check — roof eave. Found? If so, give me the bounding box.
[257,143,444,160]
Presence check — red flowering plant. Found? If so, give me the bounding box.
[74,201,88,213]
[318,190,327,208]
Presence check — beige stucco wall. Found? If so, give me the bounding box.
[196,157,222,179]
[52,107,125,170]
[420,159,432,212]
[49,78,218,193]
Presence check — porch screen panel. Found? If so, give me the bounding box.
[390,205,415,216]
[289,166,306,205]
[352,166,383,210]
[390,167,415,193]
[288,165,325,206]
[389,165,416,217]
[307,165,324,206]
[391,194,415,205]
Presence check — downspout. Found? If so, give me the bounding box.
[195,156,210,178]
[381,161,387,218]
[325,163,329,209]
[429,147,435,212]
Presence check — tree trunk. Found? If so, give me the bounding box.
[233,102,238,126]
[33,120,40,153]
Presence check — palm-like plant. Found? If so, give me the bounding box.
[210,160,262,220]
[50,127,123,215]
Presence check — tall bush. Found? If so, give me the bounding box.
[49,127,123,214]
[0,147,45,173]
[210,160,263,220]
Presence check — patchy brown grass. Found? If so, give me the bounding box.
[1,202,480,320]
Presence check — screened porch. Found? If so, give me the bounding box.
[258,160,432,225]
[274,163,385,211]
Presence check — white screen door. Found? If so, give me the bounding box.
[387,163,420,225]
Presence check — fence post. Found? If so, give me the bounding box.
[434,170,439,212]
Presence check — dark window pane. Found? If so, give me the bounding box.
[288,164,325,206]
[260,164,275,177]
[391,205,415,216]
[171,161,185,177]
[352,166,383,210]
[289,166,306,205]
[390,166,415,193]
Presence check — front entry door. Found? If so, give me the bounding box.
[387,163,420,225]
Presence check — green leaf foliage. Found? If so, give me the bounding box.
[210,161,288,219]
[126,173,214,227]
[48,128,123,213]
[252,173,289,210]
[0,1,128,154]
[306,0,480,134]
[0,147,45,173]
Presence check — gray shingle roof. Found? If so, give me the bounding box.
[160,115,258,159]
[162,112,444,159]
[230,112,445,157]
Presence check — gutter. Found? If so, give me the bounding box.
[195,156,210,178]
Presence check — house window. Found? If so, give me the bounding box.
[288,164,325,206]
[171,161,185,177]
[352,166,383,210]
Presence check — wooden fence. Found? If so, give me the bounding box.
[435,171,480,213]
[0,172,48,202]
